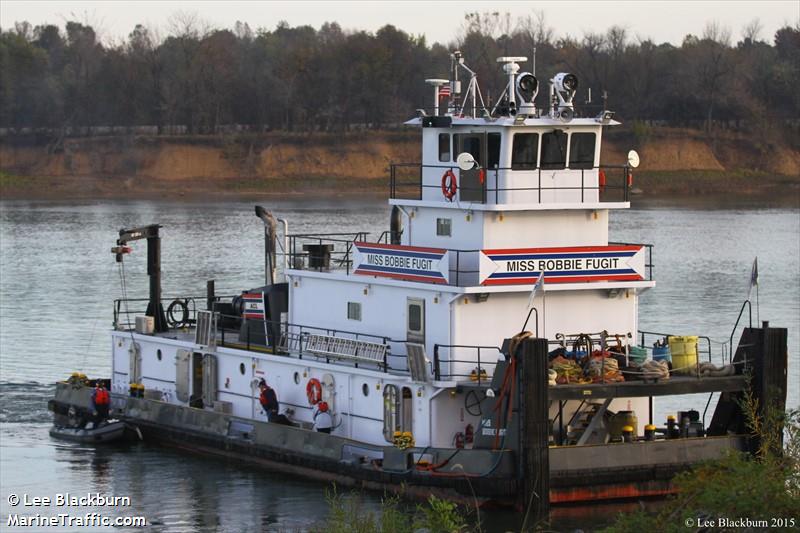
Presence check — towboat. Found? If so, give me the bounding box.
[49,51,788,513]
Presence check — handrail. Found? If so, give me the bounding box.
[283,237,654,286]
[389,162,632,204]
[432,343,503,383]
[215,314,411,374]
[728,300,753,363]
[610,242,655,281]
[638,330,714,365]
[113,295,214,330]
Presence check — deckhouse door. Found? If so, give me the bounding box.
[455,133,486,203]
[407,298,425,345]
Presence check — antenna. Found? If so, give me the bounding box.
[532,46,537,76]
[425,79,449,116]
[496,56,527,115]
[449,51,463,114]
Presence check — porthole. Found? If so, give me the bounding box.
[157,349,162,361]
[362,383,369,397]
[239,363,246,375]
[294,372,301,384]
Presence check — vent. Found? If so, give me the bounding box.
[406,343,429,382]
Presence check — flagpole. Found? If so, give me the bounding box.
[756,281,760,324]
[522,274,544,333]
[542,283,547,339]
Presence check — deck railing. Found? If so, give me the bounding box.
[113,295,210,330]
[280,232,654,287]
[432,344,503,383]
[216,315,412,374]
[389,163,633,204]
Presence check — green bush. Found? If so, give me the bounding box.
[603,406,800,532]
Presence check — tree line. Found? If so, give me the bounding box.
[1,12,798,135]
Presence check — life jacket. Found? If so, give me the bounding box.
[94,387,110,405]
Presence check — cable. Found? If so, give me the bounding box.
[79,259,117,371]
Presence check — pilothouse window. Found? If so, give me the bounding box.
[454,134,482,163]
[438,134,450,162]
[487,133,501,169]
[540,130,568,170]
[452,133,500,168]
[512,133,539,170]
[569,132,596,169]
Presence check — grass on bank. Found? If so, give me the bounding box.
[0,170,35,190]
[312,488,471,533]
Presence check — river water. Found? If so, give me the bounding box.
[1,198,798,532]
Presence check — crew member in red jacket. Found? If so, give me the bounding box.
[91,382,110,425]
[258,379,279,422]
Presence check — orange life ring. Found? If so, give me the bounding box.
[627,170,633,187]
[598,169,607,191]
[306,378,322,405]
[441,169,457,201]
[478,168,486,185]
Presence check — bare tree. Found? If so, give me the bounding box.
[741,18,764,45]
[516,10,554,47]
[702,20,732,46]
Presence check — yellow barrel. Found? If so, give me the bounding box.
[609,410,638,440]
[669,336,698,374]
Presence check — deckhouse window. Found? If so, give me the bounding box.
[347,302,362,321]
[511,133,539,170]
[438,133,450,162]
[540,130,568,169]
[569,132,596,169]
[408,304,422,332]
[436,218,452,237]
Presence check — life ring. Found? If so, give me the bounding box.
[441,169,457,201]
[306,378,322,405]
[627,170,633,187]
[478,168,486,185]
[598,169,607,191]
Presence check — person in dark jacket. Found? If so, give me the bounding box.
[258,379,279,421]
[258,378,293,425]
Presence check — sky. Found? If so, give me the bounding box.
[1,0,798,46]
